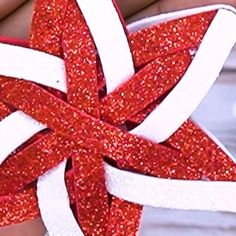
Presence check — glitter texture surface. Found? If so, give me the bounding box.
[0,101,11,121]
[129,11,217,67]
[100,51,191,125]
[62,0,109,234]
[0,133,74,195]
[0,187,40,226]
[0,1,232,236]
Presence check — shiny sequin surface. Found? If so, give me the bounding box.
[0,1,232,236]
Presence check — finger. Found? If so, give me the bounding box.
[127,0,236,22]
[116,0,157,18]
[0,217,47,236]
[0,0,158,39]
[156,0,236,13]
[0,0,28,20]
[0,0,34,39]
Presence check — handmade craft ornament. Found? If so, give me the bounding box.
[1,1,236,236]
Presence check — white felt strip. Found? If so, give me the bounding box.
[0,111,46,164]
[131,9,236,143]
[105,163,236,213]
[0,43,67,93]
[37,160,84,236]
[76,0,135,93]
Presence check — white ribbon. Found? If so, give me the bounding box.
[127,4,236,32]
[131,8,236,142]
[0,43,66,92]
[105,163,236,213]
[0,111,45,165]
[76,0,134,93]
[37,160,84,236]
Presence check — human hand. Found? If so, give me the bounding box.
[126,0,236,22]
[1,0,236,39]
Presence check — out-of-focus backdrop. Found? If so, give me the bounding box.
[139,46,236,236]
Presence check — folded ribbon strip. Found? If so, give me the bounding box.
[1,1,236,236]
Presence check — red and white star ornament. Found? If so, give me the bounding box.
[1,0,236,235]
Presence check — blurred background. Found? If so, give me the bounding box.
[139,45,236,236]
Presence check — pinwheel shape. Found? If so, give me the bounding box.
[1,1,236,236]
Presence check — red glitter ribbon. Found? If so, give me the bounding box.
[1,1,232,236]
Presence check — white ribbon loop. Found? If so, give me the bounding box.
[105,163,236,213]
[131,8,236,143]
[76,0,135,93]
[0,43,66,92]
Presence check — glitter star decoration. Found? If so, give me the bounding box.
[1,1,236,236]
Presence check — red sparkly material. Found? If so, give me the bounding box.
[130,10,217,67]
[0,1,233,236]
[0,78,183,177]
[0,133,75,195]
[100,51,191,125]
[106,198,142,236]
[0,187,40,227]
[167,120,236,181]
[30,0,68,57]
[61,1,109,234]
[0,101,11,121]
[0,0,69,226]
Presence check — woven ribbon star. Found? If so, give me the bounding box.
[1,1,236,235]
